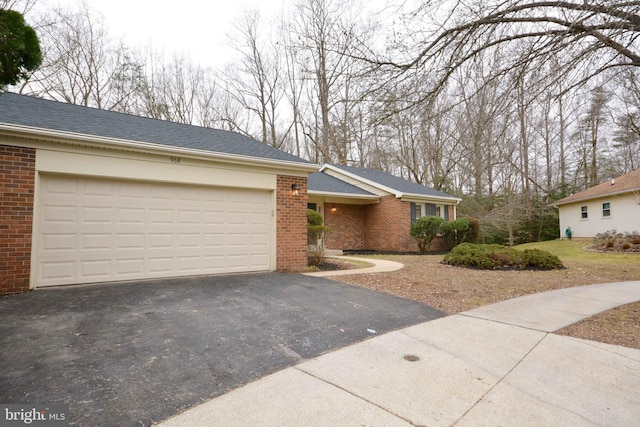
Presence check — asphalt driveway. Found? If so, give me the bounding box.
[0,273,444,426]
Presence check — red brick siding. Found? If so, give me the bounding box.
[323,197,456,253]
[276,175,308,271]
[1,146,35,296]
[323,203,364,250]
[364,196,419,252]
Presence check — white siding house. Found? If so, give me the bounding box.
[552,169,640,238]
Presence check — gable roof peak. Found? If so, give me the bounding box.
[321,163,459,201]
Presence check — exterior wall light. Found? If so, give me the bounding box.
[330,204,337,213]
[291,183,301,196]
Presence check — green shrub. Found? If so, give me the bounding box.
[441,217,480,250]
[521,249,563,269]
[410,216,445,253]
[307,209,330,266]
[443,243,564,270]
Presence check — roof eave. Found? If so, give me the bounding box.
[401,192,462,204]
[307,190,380,200]
[321,164,402,196]
[552,188,640,206]
[0,123,320,173]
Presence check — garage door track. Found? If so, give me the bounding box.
[0,273,443,426]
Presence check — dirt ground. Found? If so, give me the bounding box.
[328,255,640,350]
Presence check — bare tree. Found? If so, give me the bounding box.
[1,0,37,15]
[611,69,640,173]
[21,3,142,110]
[223,10,286,147]
[292,0,374,164]
[376,1,640,104]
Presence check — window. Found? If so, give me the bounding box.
[308,203,317,211]
[412,202,449,223]
[602,202,611,217]
[581,206,588,219]
[410,202,422,225]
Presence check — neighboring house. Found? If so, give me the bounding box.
[552,169,640,238]
[308,164,461,252]
[0,93,317,295]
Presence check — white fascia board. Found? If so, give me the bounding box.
[401,193,462,204]
[321,164,401,196]
[0,124,320,174]
[307,190,380,201]
[551,189,639,207]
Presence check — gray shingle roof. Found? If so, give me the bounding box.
[308,171,376,196]
[329,164,455,198]
[0,92,309,164]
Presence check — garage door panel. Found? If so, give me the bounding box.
[41,261,76,281]
[117,207,146,223]
[36,175,273,287]
[42,233,76,251]
[148,257,174,273]
[115,258,145,276]
[80,260,111,278]
[43,205,77,223]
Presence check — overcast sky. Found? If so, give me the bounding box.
[32,0,286,68]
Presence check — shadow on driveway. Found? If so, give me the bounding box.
[0,273,444,426]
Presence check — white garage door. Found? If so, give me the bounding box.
[35,174,272,287]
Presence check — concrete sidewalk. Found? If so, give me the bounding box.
[156,281,640,427]
[303,256,404,277]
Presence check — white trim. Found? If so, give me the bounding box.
[0,123,320,174]
[401,193,462,204]
[307,190,380,200]
[552,188,640,206]
[321,164,401,196]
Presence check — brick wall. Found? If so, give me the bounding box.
[323,203,365,250]
[1,145,35,296]
[447,205,455,221]
[364,196,419,252]
[321,198,457,253]
[276,175,308,271]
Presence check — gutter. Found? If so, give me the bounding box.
[0,123,320,174]
[551,189,640,207]
[307,190,380,200]
[401,192,462,204]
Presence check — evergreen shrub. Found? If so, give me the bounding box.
[443,243,563,270]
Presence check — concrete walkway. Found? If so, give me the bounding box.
[303,256,404,277]
[156,281,640,427]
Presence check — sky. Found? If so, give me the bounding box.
[31,0,286,68]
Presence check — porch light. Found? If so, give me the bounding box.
[330,204,337,213]
[291,183,301,196]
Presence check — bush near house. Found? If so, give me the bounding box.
[441,217,480,250]
[410,216,445,253]
[443,243,564,270]
[410,216,479,253]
